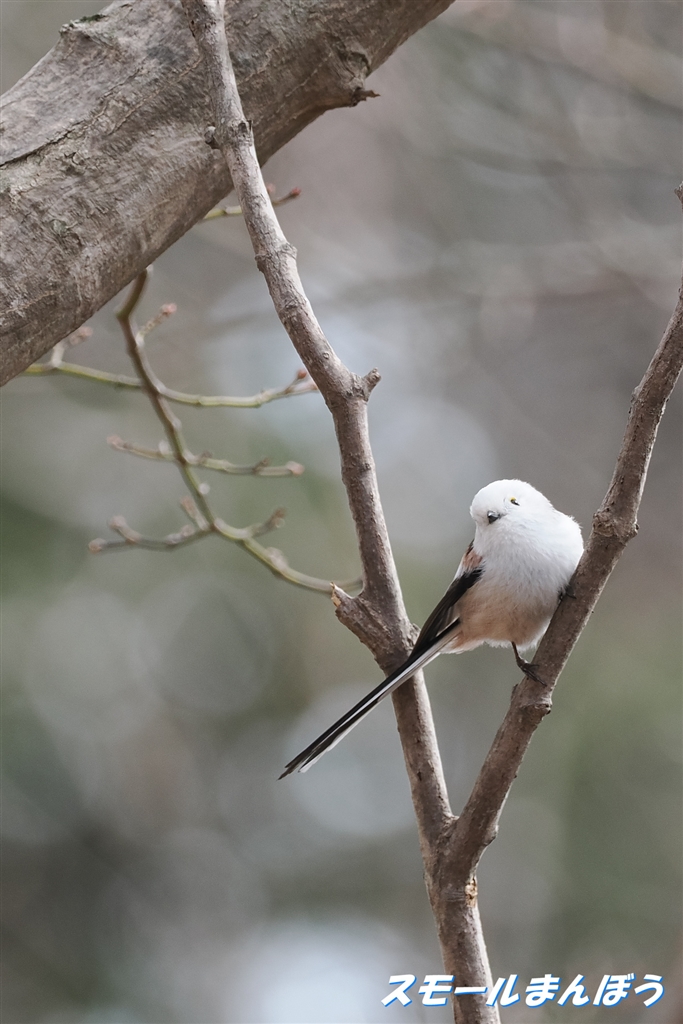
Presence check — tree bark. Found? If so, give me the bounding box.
[0,0,454,386]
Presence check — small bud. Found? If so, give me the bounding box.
[198,482,210,495]
[265,547,288,570]
[88,539,106,553]
[69,325,93,346]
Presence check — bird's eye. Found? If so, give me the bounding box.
[487,512,499,524]
[510,497,519,505]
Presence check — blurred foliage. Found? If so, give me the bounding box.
[1,1,681,1022]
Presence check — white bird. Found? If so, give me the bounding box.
[280,480,583,778]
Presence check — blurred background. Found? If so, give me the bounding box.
[1,1,681,1022]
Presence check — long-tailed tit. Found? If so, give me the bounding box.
[280,479,583,778]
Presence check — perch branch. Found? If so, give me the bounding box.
[444,268,683,887]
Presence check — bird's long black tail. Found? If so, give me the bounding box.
[279,624,458,777]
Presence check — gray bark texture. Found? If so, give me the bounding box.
[0,0,453,385]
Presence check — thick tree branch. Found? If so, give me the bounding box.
[0,0,454,385]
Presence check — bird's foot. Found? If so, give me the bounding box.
[512,643,548,686]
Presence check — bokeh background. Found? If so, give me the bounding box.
[1,2,681,1022]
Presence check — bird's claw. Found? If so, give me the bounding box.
[512,644,548,686]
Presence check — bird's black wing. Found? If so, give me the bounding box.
[279,561,484,778]
[411,562,483,659]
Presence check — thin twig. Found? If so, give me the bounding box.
[90,509,360,593]
[93,270,360,595]
[116,270,215,525]
[204,184,301,219]
[25,357,318,408]
[22,225,345,591]
[139,303,178,338]
[107,435,304,477]
[89,516,204,552]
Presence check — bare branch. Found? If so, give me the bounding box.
[24,359,318,408]
[139,303,178,339]
[89,516,203,553]
[446,273,683,887]
[179,495,209,532]
[91,506,360,592]
[107,435,304,478]
[116,271,214,526]
[181,3,494,1020]
[204,184,301,220]
[92,270,361,596]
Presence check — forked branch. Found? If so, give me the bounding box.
[181,1,488,1020]
[182,2,683,1021]
[78,269,360,595]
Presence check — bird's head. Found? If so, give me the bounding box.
[469,479,553,530]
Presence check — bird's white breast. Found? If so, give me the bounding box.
[450,508,583,651]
